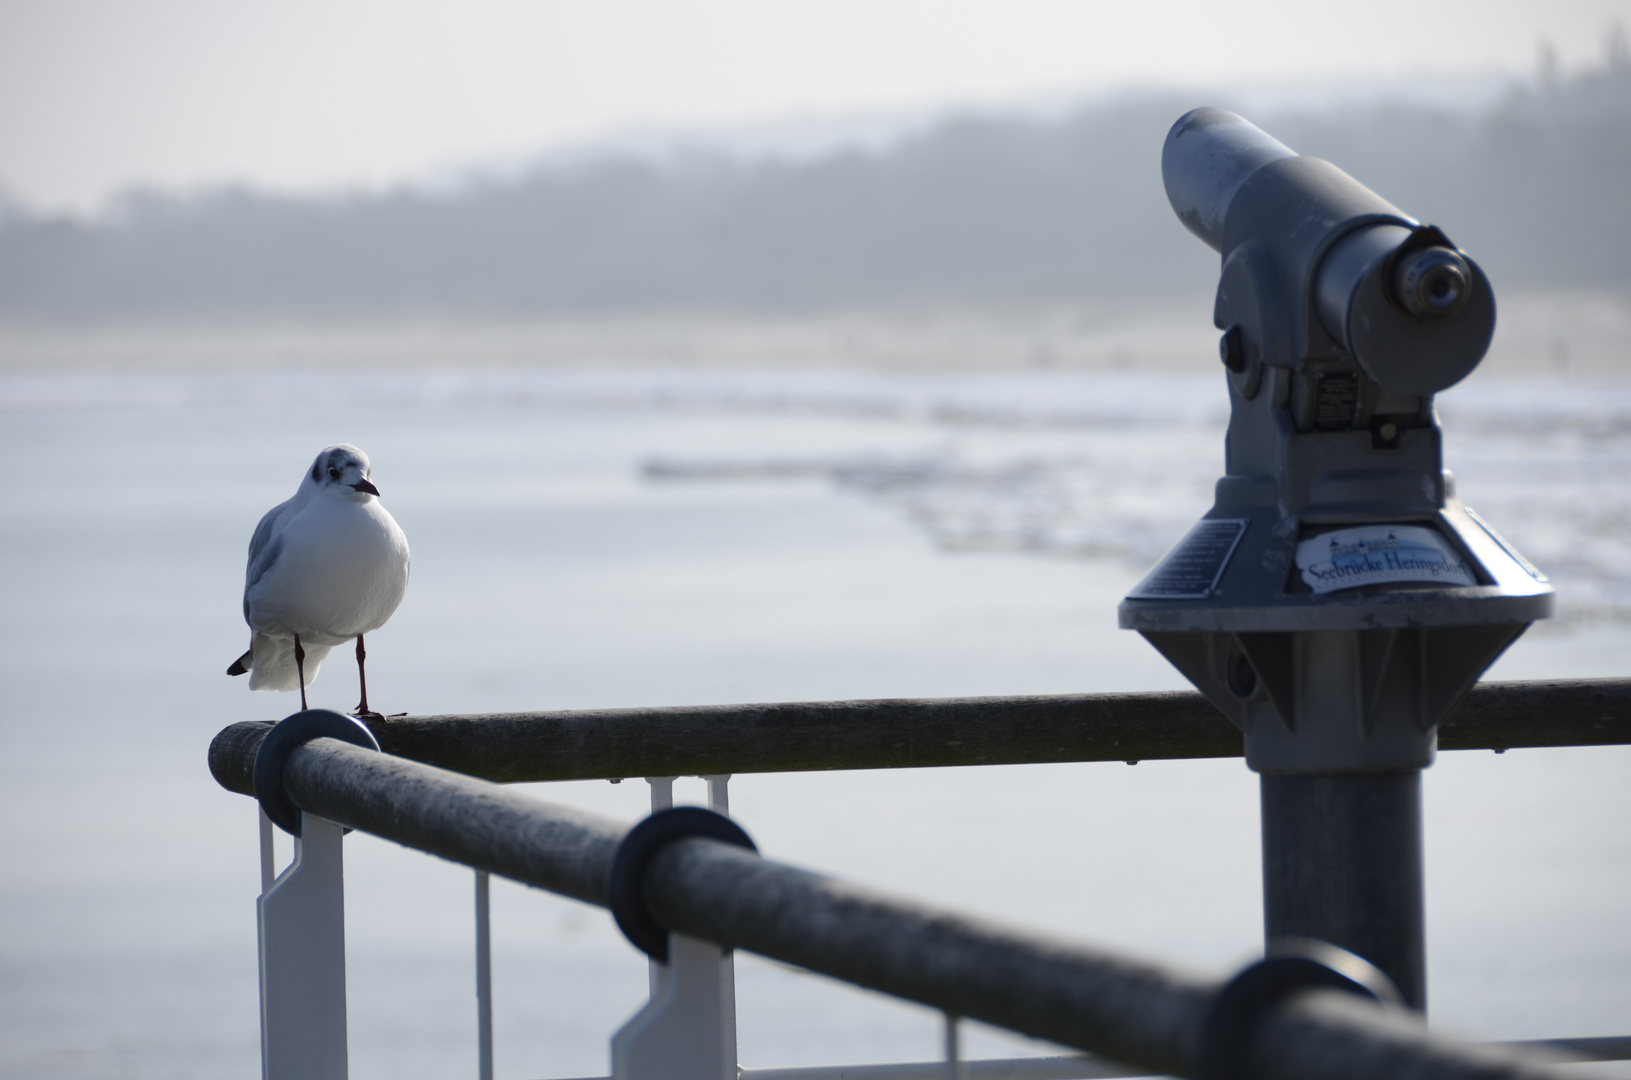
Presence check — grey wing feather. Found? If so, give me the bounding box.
[243,500,293,623]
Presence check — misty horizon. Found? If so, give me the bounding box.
[0,59,1603,222]
[2,56,1627,321]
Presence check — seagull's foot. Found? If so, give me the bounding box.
[352,708,386,722]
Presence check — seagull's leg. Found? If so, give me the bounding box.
[352,635,381,719]
[294,635,308,711]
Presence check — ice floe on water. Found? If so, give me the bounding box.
[631,371,1631,629]
[1436,382,1631,628]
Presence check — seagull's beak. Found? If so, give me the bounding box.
[351,479,381,496]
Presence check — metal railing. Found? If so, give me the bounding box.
[211,678,1631,1080]
[211,677,1631,791]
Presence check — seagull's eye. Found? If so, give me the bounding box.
[328,467,341,481]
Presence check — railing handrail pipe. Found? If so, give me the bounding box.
[209,678,1631,793]
[238,733,1578,1080]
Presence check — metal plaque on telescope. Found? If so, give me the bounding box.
[1126,519,1248,600]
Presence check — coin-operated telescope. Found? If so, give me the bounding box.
[1120,109,1553,1009]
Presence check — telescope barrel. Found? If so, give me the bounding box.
[1161,107,1296,252]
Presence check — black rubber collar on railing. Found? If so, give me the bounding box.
[1199,938,1404,1080]
[609,806,758,963]
[253,709,381,837]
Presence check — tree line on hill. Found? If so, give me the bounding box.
[1,59,1627,320]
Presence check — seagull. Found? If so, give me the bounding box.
[226,444,410,718]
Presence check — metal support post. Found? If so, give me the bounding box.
[645,777,676,997]
[944,1013,964,1080]
[260,807,276,891]
[1260,772,1425,1008]
[613,931,739,1080]
[704,774,730,815]
[476,870,494,1080]
[258,811,349,1080]
[646,777,676,812]
[611,776,739,1080]
[704,774,739,1065]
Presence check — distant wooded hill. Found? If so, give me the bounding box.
[2,64,1628,319]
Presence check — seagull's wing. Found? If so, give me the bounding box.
[242,498,295,623]
[245,499,292,583]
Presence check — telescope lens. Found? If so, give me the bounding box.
[1393,246,1471,319]
[1424,268,1461,307]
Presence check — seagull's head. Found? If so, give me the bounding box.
[307,444,381,501]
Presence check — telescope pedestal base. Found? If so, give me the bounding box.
[1260,771,1426,1010]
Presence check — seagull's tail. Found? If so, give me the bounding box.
[237,632,331,692]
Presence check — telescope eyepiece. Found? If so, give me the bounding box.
[1314,222,1493,395]
[1392,246,1471,320]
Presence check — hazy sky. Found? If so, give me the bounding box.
[3,0,1629,214]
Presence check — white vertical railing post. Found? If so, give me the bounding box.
[258,812,349,1080]
[610,775,739,1080]
[475,870,494,1080]
[259,808,276,892]
[705,775,739,1067]
[704,775,730,815]
[646,777,676,811]
[613,932,737,1080]
[944,1013,964,1080]
[644,777,677,997]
